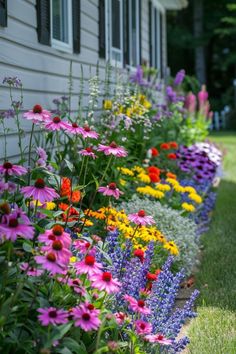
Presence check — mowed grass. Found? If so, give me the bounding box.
[186,132,236,354]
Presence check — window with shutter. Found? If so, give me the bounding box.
[149,0,164,75]
[0,0,7,27]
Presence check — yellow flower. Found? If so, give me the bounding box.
[118,167,134,176]
[103,100,112,110]
[143,100,152,109]
[70,256,77,263]
[182,202,196,212]
[188,193,202,204]
[132,166,145,174]
[156,184,171,192]
[126,108,133,117]
[166,178,179,186]
[184,186,197,194]
[46,202,56,210]
[136,186,164,199]
[164,241,179,255]
[137,173,151,184]
[119,179,126,186]
[81,218,93,226]
[173,184,185,193]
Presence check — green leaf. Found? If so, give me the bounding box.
[62,338,88,353]
[64,159,74,172]
[22,242,33,253]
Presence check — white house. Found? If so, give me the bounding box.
[0,0,187,159]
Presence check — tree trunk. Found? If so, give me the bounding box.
[193,0,206,84]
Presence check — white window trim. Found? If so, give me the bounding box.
[151,1,164,74]
[126,0,140,69]
[105,0,124,68]
[50,0,73,54]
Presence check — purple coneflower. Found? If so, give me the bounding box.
[128,210,155,226]
[23,104,51,123]
[80,125,99,139]
[134,320,152,335]
[20,262,44,277]
[37,307,68,326]
[79,147,97,159]
[44,116,69,131]
[74,255,102,276]
[97,141,127,157]
[68,278,86,295]
[21,178,59,203]
[35,252,67,275]
[38,225,71,248]
[90,271,121,294]
[72,304,101,331]
[124,295,151,315]
[145,333,173,345]
[0,161,27,176]
[41,240,72,265]
[0,211,34,242]
[65,122,84,135]
[98,182,123,199]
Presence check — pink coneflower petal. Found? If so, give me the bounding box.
[98,183,123,200]
[128,210,155,226]
[72,304,101,331]
[74,255,103,276]
[0,162,27,176]
[21,178,59,204]
[37,307,68,326]
[123,294,151,315]
[35,252,67,275]
[97,141,127,157]
[44,116,69,131]
[23,104,51,124]
[80,125,99,139]
[90,271,121,294]
[135,320,152,335]
[79,147,97,159]
[64,122,84,135]
[145,333,173,345]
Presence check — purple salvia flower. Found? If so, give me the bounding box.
[174,69,185,86]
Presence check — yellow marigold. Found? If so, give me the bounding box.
[118,167,134,176]
[166,178,179,186]
[164,241,179,255]
[132,166,145,174]
[85,209,106,220]
[103,100,112,110]
[136,186,164,199]
[182,202,196,212]
[188,193,202,204]
[173,184,186,193]
[137,173,151,184]
[46,202,56,210]
[156,184,171,192]
[184,186,196,194]
[81,219,93,227]
[119,179,126,186]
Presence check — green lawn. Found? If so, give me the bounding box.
[186,132,236,354]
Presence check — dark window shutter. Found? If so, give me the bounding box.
[0,0,7,27]
[160,12,163,77]
[123,0,129,65]
[72,0,81,53]
[148,1,153,67]
[139,0,142,64]
[99,0,106,58]
[36,0,50,45]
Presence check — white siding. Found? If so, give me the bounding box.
[141,0,150,64]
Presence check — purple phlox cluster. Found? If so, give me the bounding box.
[174,69,185,86]
[52,95,69,115]
[0,180,17,195]
[0,109,15,119]
[195,142,222,167]
[130,65,144,85]
[35,147,54,172]
[153,104,173,121]
[2,76,22,87]
[177,145,218,183]
[145,257,185,335]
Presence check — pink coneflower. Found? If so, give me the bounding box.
[35,252,66,275]
[73,239,92,253]
[135,320,152,335]
[41,240,72,265]
[97,141,127,157]
[90,271,121,294]
[128,210,155,226]
[79,147,97,159]
[98,183,123,199]
[23,104,51,123]
[20,262,44,277]
[145,333,173,345]
[124,295,151,315]
[0,212,34,242]
[114,312,127,325]
[37,307,68,326]
[21,178,59,203]
[44,116,69,131]
[68,278,86,295]
[65,122,84,135]
[0,161,27,176]
[72,304,101,331]
[74,255,103,276]
[38,225,71,248]
[80,302,100,316]
[80,125,99,139]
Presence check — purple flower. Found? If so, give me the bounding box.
[174,69,185,86]
[98,183,123,199]
[2,76,22,87]
[37,307,68,326]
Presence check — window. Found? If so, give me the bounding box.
[149,1,164,75]
[128,0,140,68]
[50,0,73,52]
[105,0,123,67]
[0,0,7,27]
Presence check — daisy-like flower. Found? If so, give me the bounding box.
[114,312,127,325]
[79,147,97,159]
[20,262,44,277]
[80,125,99,139]
[98,183,123,200]
[90,271,121,294]
[0,161,27,176]
[21,178,59,204]
[128,210,155,226]
[72,304,101,331]
[135,320,152,335]
[23,104,51,123]
[44,116,69,131]
[124,295,151,315]
[38,224,71,248]
[97,141,127,157]
[0,211,34,242]
[145,333,173,345]
[65,122,84,135]
[68,278,86,295]
[37,307,68,326]
[35,252,66,275]
[42,240,72,265]
[74,255,103,276]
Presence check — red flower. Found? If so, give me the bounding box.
[166,172,177,179]
[149,173,160,183]
[146,272,157,281]
[148,166,160,175]
[160,143,170,150]
[151,148,159,157]
[134,249,145,263]
[167,153,177,160]
[169,141,178,149]
[60,177,81,203]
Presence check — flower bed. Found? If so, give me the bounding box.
[0,70,222,353]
